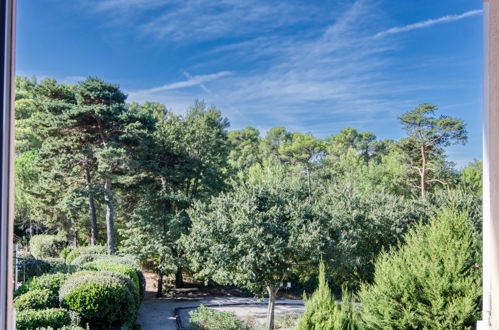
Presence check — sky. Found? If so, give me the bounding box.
[16,0,483,167]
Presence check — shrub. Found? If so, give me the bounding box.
[70,254,98,266]
[65,246,107,264]
[82,260,141,301]
[358,209,481,329]
[59,271,136,329]
[15,273,68,299]
[297,263,361,330]
[16,308,77,330]
[189,305,250,330]
[29,235,66,259]
[14,289,58,311]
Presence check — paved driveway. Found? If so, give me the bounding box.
[137,296,304,330]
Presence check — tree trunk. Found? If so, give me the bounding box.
[88,196,98,246]
[72,230,78,248]
[104,177,115,254]
[306,165,312,198]
[175,268,184,288]
[266,286,278,330]
[420,145,427,197]
[86,168,98,245]
[156,272,164,297]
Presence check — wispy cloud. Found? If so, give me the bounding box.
[86,0,324,43]
[374,9,482,38]
[132,71,232,95]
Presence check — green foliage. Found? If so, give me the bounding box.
[358,209,481,329]
[17,257,52,282]
[65,246,107,264]
[189,305,250,330]
[460,160,482,196]
[313,185,427,287]
[14,289,58,311]
[29,235,67,259]
[81,260,142,303]
[60,271,137,329]
[297,263,361,330]
[16,308,77,330]
[60,247,73,261]
[14,273,68,300]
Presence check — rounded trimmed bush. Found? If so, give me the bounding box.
[82,260,141,301]
[59,271,136,329]
[65,246,107,264]
[29,235,66,259]
[14,289,57,311]
[15,273,68,298]
[16,308,76,330]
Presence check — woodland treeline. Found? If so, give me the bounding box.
[14,76,482,295]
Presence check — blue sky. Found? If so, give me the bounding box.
[16,0,482,167]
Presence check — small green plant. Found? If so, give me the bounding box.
[29,235,67,259]
[189,305,250,330]
[14,289,58,311]
[15,308,77,330]
[275,313,301,329]
[358,209,481,329]
[297,262,361,330]
[60,247,73,261]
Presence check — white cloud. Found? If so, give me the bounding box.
[374,9,482,38]
[131,71,232,95]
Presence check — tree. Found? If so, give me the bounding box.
[184,168,320,330]
[121,101,230,290]
[312,184,426,288]
[358,209,481,329]
[260,127,292,159]
[279,133,326,197]
[228,127,261,171]
[399,104,467,196]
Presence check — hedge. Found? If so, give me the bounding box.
[14,289,58,311]
[29,235,66,259]
[16,308,79,330]
[82,260,142,301]
[15,273,68,299]
[59,271,136,329]
[65,246,107,264]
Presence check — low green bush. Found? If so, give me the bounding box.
[65,246,107,264]
[29,235,66,259]
[358,209,481,329]
[14,289,58,311]
[189,305,250,330]
[16,308,77,330]
[15,273,68,298]
[59,271,136,329]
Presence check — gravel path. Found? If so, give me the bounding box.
[137,296,304,330]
